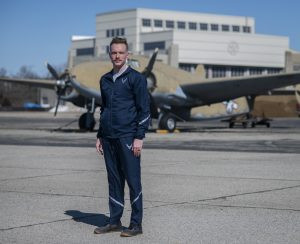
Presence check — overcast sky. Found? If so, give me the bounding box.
[0,0,299,76]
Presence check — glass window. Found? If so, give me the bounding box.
[267,68,281,74]
[144,41,165,51]
[249,68,263,75]
[231,67,245,77]
[116,29,120,36]
[121,28,125,36]
[154,19,163,27]
[189,22,197,30]
[222,25,229,32]
[142,18,151,27]
[76,48,94,56]
[212,66,226,78]
[211,24,219,31]
[177,21,186,29]
[106,29,110,37]
[232,25,240,32]
[166,20,174,28]
[111,29,115,37]
[200,23,208,30]
[243,26,251,33]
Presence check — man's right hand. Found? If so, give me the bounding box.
[96,138,103,155]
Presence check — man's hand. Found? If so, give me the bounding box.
[133,139,143,157]
[96,138,103,155]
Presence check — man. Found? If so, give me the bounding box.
[95,37,150,237]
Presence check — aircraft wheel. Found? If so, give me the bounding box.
[79,112,95,131]
[266,122,271,128]
[242,122,248,128]
[251,122,256,128]
[159,114,176,132]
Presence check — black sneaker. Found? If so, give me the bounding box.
[120,224,143,237]
[94,222,122,234]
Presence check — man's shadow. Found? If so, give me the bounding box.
[65,210,109,227]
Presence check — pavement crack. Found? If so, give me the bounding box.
[0,171,90,182]
[143,184,300,211]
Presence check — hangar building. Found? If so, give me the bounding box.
[68,8,292,78]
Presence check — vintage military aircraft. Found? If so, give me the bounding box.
[1,50,300,131]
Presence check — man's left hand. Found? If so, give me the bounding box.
[133,139,143,157]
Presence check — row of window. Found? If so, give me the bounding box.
[106,28,125,38]
[208,66,281,78]
[142,18,251,33]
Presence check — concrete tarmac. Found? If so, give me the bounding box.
[0,112,300,243]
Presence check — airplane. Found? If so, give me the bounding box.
[1,50,300,132]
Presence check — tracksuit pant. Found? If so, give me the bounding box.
[101,137,143,225]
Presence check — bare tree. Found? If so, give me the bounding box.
[15,65,40,79]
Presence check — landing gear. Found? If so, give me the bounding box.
[78,98,96,131]
[158,114,177,132]
[79,112,95,131]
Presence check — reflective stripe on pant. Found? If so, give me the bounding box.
[102,137,143,225]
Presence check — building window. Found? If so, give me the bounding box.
[177,21,186,29]
[200,23,208,30]
[232,25,240,32]
[144,41,165,51]
[142,18,151,27]
[76,48,94,56]
[231,67,245,77]
[154,19,163,27]
[189,22,197,30]
[211,24,219,31]
[179,63,197,72]
[249,68,263,75]
[222,25,229,32]
[243,26,251,33]
[212,66,226,78]
[166,20,174,28]
[106,28,125,38]
[267,68,281,74]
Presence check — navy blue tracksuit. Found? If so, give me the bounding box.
[97,66,150,225]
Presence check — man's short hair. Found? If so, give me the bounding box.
[110,37,128,51]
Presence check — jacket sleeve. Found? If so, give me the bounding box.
[96,79,105,138]
[133,74,151,139]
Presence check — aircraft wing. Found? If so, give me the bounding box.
[0,76,55,89]
[180,72,300,105]
[69,78,102,105]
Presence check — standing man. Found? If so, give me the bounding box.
[95,37,150,237]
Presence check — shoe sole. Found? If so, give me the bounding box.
[94,228,122,234]
[120,231,143,237]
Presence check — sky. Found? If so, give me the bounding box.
[0,0,299,76]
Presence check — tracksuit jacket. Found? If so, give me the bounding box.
[97,66,150,139]
[97,66,150,225]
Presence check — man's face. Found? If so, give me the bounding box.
[110,43,128,69]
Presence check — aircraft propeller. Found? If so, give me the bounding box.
[46,62,71,116]
[141,48,159,118]
[141,48,158,92]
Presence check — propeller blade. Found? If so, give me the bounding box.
[46,62,59,80]
[54,95,61,116]
[142,48,158,77]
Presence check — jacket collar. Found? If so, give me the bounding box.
[103,66,132,81]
